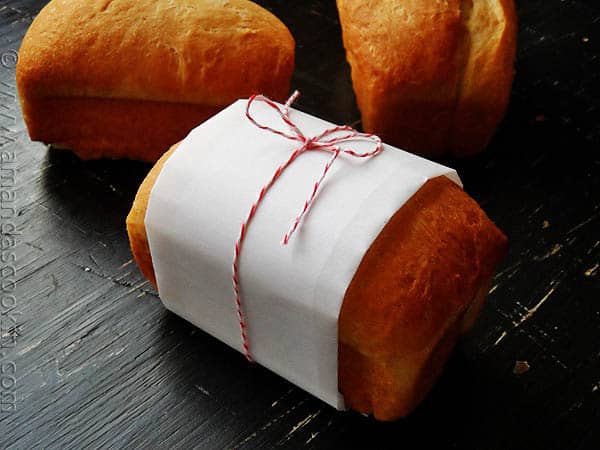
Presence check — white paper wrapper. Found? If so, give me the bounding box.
[145,99,461,409]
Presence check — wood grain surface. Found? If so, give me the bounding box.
[0,0,598,448]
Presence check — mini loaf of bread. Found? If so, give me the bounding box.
[126,143,507,420]
[337,0,517,157]
[16,0,294,161]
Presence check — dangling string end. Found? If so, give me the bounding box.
[284,90,301,113]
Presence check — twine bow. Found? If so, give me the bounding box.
[232,91,383,362]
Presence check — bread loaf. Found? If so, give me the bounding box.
[126,143,507,420]
[16,0,295,161]
[337,0,517,157]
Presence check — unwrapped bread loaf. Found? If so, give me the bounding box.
[126,143,507,420]
[337,0,517,157]
[16,0,294,161]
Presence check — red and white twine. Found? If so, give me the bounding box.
[232,91,383,362]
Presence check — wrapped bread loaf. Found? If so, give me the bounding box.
[337,0,517,157]
[16,0,294,161]
[126,99,507,420]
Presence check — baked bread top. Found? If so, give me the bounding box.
[17,0,295,105]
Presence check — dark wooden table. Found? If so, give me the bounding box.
[0,1,598,448]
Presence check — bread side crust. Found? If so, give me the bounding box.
[17,0,295,106]
[23,98,218,161]
[127,150,507,421]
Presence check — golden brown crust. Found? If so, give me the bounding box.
[17,0,295,160]
[336,0,517,157]
[450,0,518,155]
[126,154,507,421]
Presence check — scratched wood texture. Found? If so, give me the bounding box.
[0,0,598,449]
